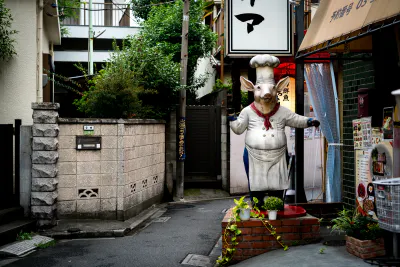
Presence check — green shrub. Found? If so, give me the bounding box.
[73,45,148,118]
[73,40,180,119]
[0,0,17,61]
[331,207,383,240]
[263,197,284,211]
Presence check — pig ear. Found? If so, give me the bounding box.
[276,76,290,92]
[240,76,255,91]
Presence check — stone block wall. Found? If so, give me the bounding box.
[30,103,166,224]
[57,122,120,219]
[56,119,166,221]
[122,124,165,219]
[31,103,60,227]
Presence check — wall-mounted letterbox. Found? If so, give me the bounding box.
[76,136,101,150]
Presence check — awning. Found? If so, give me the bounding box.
[297,0,400,58]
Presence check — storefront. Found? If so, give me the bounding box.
[296,0,400,210]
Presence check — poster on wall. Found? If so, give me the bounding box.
[372,128,382,145]
[314,127,321,139]
[352,117,372,149]
[355,140,393,220]
[304,127,313,140]
[370,141,393,182]
[355,149,377,219]
[383,107,394,140]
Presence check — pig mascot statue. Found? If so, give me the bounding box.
[229,55,320,208]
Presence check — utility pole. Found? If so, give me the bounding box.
[294,0,307,203]
[88,0,94,75]
[220,0,224,82]
[177,0,190,200]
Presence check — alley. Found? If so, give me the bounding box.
[3,199,233,267]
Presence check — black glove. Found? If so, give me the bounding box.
[307,119,320,127]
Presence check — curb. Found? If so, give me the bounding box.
[40,204,167,240]
[170,195,245,204]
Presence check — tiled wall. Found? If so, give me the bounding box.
[123,124,165,219]
[342,54,375,208]
[57,120,165,220]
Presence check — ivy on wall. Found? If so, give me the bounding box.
[0,0,17,61]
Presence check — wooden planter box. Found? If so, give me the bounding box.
[345,236,386,259]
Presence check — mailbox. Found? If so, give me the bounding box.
[76,136,101,150]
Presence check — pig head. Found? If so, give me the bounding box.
[240,76,290,114]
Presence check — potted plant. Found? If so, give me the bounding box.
[263,197,284,220]
[331,207,385,259]
[233,196,251,221]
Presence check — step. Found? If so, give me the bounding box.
[0,207,24,225]
[0,220,37,247]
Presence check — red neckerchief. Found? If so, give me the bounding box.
[250,102,280,130]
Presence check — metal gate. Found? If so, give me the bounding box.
[184,106,221,180]
[0,120,21,210]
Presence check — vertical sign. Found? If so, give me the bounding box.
[178,117,186,161]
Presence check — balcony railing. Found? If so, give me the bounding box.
[62,2,132,27]
[214,10,224,55]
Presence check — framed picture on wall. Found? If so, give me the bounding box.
[382,107,394,140]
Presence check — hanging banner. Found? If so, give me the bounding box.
[352,117,372,149]
[178,117,186,161]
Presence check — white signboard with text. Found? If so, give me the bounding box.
[227,0,292,57]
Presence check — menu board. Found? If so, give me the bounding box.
[355,140,393,220]
[355,149,371,183]
[352,117,372,149]
[355,149,377,220]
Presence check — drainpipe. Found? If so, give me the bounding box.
[36,0,43,102]
[50,42,54,103]
[88,0,93,75]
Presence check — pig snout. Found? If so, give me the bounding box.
[261,85,275,99]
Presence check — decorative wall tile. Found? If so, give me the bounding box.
[130,183,136,194]
[142,179,148,189]
[78,188,99,199]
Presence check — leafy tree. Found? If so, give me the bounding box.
[129,0,171,21]
[74,40,180,119]
[140,0,217,87]
[74,0,216,118]
[0,0,17,61]
[58,0,80,36]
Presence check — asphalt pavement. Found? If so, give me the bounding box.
[0,196,377,267]
[0,199,234,267]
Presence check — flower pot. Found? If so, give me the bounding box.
[239,208,251,221]
[268,210,278,220]
[345,236,386,259]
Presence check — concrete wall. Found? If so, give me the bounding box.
[165,111,177,198]
[0,0,37,125]
[56,119,165,220]
[229,129,248,194]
